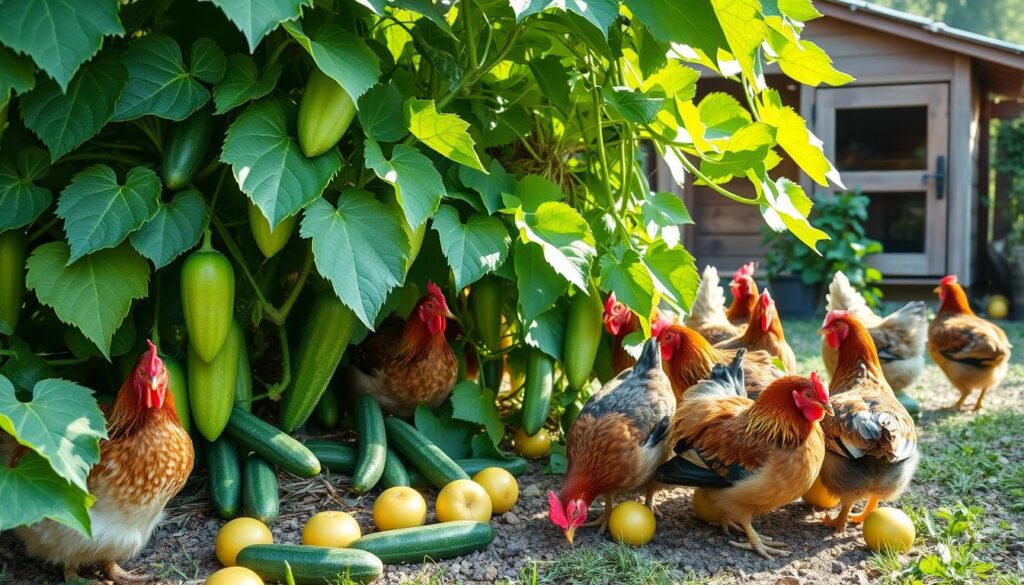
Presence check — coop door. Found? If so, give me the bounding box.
[816,84,949,277]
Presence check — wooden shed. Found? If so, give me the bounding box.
[659,0,1024,287]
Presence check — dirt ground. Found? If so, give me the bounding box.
[3,317,1023,585]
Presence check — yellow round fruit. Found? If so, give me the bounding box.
[691,488,722,524]
[436,479,493,522]
[215,518,273,567]
[374,486,427,531]
[989,295,1009,319]
[803,477,840,509]
[205,566,264,585]
[608,501,656,546]
[302,511,362,547]
[473,467,519,514]
[513,428,551,459]
[863,507,915,553]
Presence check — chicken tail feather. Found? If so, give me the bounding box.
[636,337,662,372]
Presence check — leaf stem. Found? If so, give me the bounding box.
[151,271,162,347]
[274,245,314,323]
[266,323,291,400]
[675,147,760,205]
[28,216,59,242]
[212,214,271,311]
[58,152,146,166]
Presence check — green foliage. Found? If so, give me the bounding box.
[995,115,1024,248]
[0,0,848,535]
[762,189,883,306]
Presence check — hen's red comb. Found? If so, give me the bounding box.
[940,275,958,286]
[426,281,444,299]
[759,289,773,308]
[145,339,161,376]
[822,309,849,328]
[734,262,755,279]
[810,371,829,402]
[603,293,618,316]
[547,491,568,529]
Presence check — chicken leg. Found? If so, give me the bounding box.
[847,495,880,524]
[974,387,992,411]
[582,494,613,533]
[953,391,970,411]
[104,561,151,583]
[644,482,662,518]
[822,500,855,532]
[729,522,791,559]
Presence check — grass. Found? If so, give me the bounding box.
[520,543,703,585]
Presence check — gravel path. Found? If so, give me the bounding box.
[3,318,1023,585]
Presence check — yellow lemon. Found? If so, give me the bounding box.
[374,486,427,531]
[863,507,916,553]
[302,511,361,547]
[803,477,840,509]
[436,479,493,522]
[215,518,273,567]
[204,566,264,585]
[608,501,656,546]
[989,295,1009,319]
[473,467,519,514]
[692,488,722,524]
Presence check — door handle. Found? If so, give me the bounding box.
[923,155,946,199]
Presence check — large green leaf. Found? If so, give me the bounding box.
[129,190,207,269]
[600,246,655,321]
[626,0,727,64]
[642,240,699,311]
[414,404,472,459]
[523,303,566,362]
[431,205,510,290]
[300,193,410,328]
[56,165,161,263]
[769,31,853,87]
[759,89,843,188]
[514,201,596,291]
[450,380,504,446]
[711,0,765,89]
[514,240,567,323]
[405,99,485,172]
[191,38,227,84]
[0,45,37,96]
[641,191,691,247]
[459,160,515,216]
[283,21,380,101]
[512,0,618,36]
[112,35,210,122]
[363,138,444,230]
[0,451,94,536]
[642,60,700,102]
[221,99,341,229]
[212,54,282,114]
[602,86,664,124]
[0,148,52,231]
[358,82,407,142]
[0,338,54,392]
[761,177,830,251]
[0,375,107,492]
[204,0,312,52]
[0,0,123,91]
[25,242,150,359]
[19,58,126,160]
[529,55,571,113]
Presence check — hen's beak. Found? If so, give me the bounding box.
[816,326,827,336]
[149,376,160,392]
[821,401,835,416]
[443,307,457,320]
[933,286,941,294]
[564,527,576,546]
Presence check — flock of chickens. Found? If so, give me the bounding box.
[3,264,1014,581]
[550,265,1013,559]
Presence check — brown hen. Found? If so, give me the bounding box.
[716,290,796,372]
[657,324,783,400]
[686,263,759,344]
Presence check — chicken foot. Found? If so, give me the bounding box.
[581,494,613,533]
[953,392,969,411]
[729,523,791,559]
[644,483,662,518]
[974,387,992,411]
[847,495,880,524]
[103,561,151,583]
[822,500,855,532]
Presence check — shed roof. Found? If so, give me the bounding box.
[820,0,1024,95]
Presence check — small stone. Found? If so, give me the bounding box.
[522,484,543,498]
[502,511,521,525]
[774,577,800,585]
[832,562,844,574]
[856,572,870,585]
[485,566,498,580]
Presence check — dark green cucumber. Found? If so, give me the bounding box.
[481,358,504,393]
[305,441,357,475]
[237,544,382,585]
[162,105,213,189]
[243,453,279,524]
[224,406,321,478]
[234,332,253,412]
[313,386,339,428]
[383,418,468,488]
[456,457,529,478]
[405,465,431,489]
[207,437,241,519]
[352,394,386,493]
[0,229,27,333]
[280,293,357,432]
[380,447,410,488]
[350,521,495,564]
[521,349,554,436]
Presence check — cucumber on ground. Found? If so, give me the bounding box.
[352,394,386,493]
[237,544,383,585]
[225,406,321,478]
[380,447,410,488]
[207,437,242,519]
[243,453,279,525]
[383,418,468,488]
[405,465,431,489]
[350,521,495,564]
[305,441,357,475]
[521,349,554,436]
[456,457,529,478]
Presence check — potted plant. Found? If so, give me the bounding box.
[762,190,883,319]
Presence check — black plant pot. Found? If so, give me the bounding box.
[767,275,821,319]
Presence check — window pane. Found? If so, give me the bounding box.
[863,191,926,253]
[835,106,928,171]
